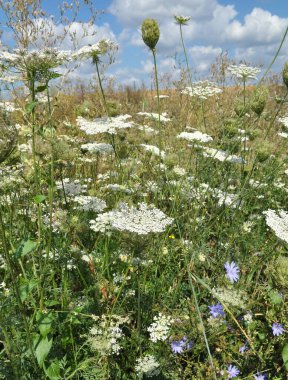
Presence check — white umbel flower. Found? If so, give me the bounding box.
[227,64,261,81]
[177,131,213,143]
[278,116,288,129]
[201,147,245,164]
[147,313,173,342]
[140,144,166,158]
[182,81,222,100]
[263,209,288,244]
[135,355,161,378]
[77,115,134,135]
[81,142,114,154]
[74,196,106,212]
[90,203,173,236]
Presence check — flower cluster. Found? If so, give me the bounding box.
[135,355,161,378]
[182,81,222,100]
[227,64,261,81]
[81,142,114,154]
[88,314,128,356]
[140,144,166,157]
[137,111,171,122]
[177,131,213,143]
[73,196,106,212]
[91,202,173,236]
[147,313,173,342]
[77,115,134,135]
[278,116,288,129]
[263,209,288,244]
[174,15,191,25]
[73,39,117,61]
[201,147,245,164]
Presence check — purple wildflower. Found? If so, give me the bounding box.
[170,336,192,354]
[171,340,184,354]
[272,322,286,336]
[254,373,267,380]
[209,302,225,318]
[227,364,240,379]
[224,261,240,283]
[239,343,248,354]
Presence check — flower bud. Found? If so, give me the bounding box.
[141,19,160,50]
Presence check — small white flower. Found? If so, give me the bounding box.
[147,313,173,342]
[263,209,288,243]
[135,355,161,378]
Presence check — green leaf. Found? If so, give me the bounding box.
[282,343,288,370]
[44,360,61,380]
[19,278,38,302]
[15,240,38,259]
[25,101,38,113]
[36,85,47,93]
[50,72,62,79]
[36,311,54,338]
[34,194,46,204]
[34,335,53,368]
[269,290,283,305]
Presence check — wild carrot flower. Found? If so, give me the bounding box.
[227,64,261,81]
[147,313,173,342]
[135,355,160,378]
[224,261,240,283]
[263,209,288,244]
[174,15,191,25]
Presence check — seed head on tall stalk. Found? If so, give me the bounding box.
[141,19,162,147]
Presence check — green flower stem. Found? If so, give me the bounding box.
[185,261,217,379]
[179,23,192,86]
[152,48,162,143]
[95,59,120,163]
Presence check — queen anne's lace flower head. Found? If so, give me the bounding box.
[177,131,213,143]
[91,203,173,235]
[174,15,191,25]
[263,209,288,244]
[182,81,222,100]
[73,196,106,212]
[147,313,174,342]
[227,64,261,81]
[77,115,134,135]
[73,39,118,61]
[135,355,161,378]
[278,116,288,129]
[0,48,71,80]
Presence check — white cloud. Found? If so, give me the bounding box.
[189,45,223,73]
[226,8,288,46]
[109,0,218,26]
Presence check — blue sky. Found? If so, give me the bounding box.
[1,0,288,87]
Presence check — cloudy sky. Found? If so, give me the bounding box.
[2,0,288,87]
